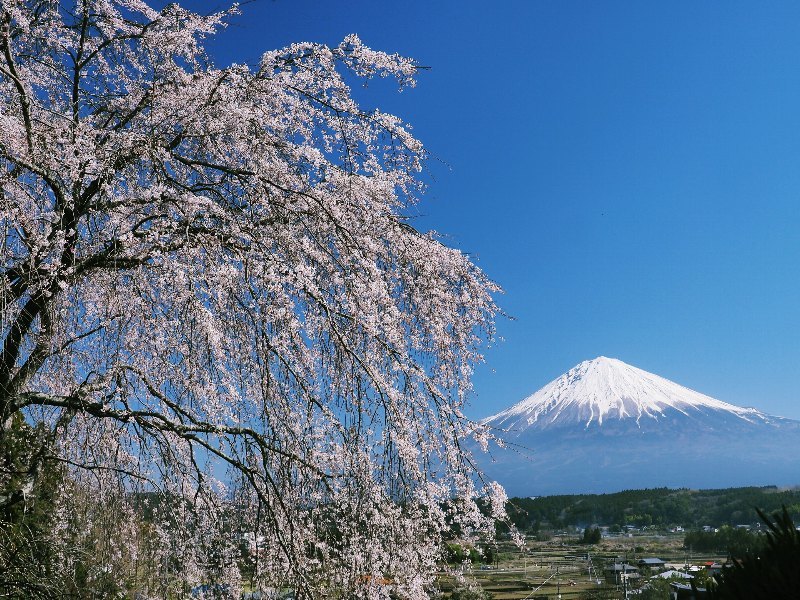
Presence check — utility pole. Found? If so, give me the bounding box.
[556,565,561,600]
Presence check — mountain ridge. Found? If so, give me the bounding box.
[484,356,792,434]
[475,357,800,496]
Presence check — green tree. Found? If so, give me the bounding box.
[580,526,602,544]
[637,578,671,600]
[684,526,765,556]
[0,414,64,599]
[709,506,800,599]
[445,543,467,564]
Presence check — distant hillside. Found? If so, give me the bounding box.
[505,486,800,531]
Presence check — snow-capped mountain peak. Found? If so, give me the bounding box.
[473,358,800,496]
[484,356,771,434]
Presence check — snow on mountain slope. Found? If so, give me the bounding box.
[484,356,782,435]
[474,357,800,495]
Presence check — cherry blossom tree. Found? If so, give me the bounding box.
[0,1,505,597]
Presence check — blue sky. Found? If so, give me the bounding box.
[184,1,800,420]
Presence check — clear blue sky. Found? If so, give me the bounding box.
[181,0,800,420]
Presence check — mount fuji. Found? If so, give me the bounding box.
[476,357,800,496]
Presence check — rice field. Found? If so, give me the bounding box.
[437,532,726,599]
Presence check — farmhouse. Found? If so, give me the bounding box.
[637,557,666,570]
[652,569,692,580]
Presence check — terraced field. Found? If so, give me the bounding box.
[438,533,726,599]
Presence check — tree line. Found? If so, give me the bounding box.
[683,526,766,556]
[504,486,800,532]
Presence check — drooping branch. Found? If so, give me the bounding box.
[0,2,502,598]
[0,10,34,155]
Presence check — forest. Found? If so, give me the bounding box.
[504,486,800,532]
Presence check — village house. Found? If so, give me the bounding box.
[652,569,693,581]
[638,557,666,570]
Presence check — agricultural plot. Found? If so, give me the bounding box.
[439,533,726,599]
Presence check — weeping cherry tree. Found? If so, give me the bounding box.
[0,1,505,597]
